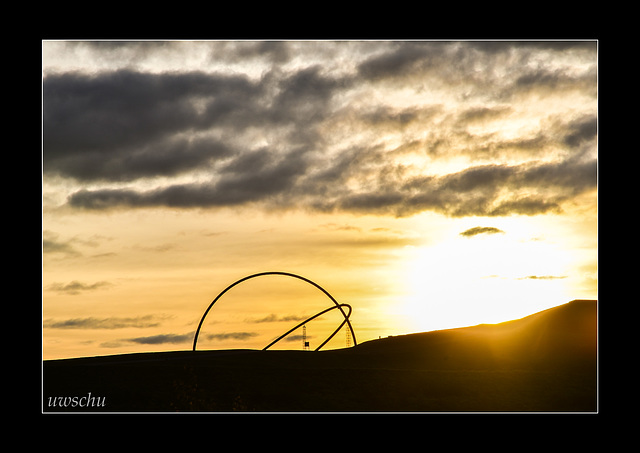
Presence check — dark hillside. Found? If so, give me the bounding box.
[351,299,597,370]
[43,300,597,412]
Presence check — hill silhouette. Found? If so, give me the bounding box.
[43,299,597,412]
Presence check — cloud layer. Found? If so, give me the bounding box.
[43,41,597,218]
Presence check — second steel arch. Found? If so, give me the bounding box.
[263,303,353,351]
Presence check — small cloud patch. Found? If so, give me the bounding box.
[459,226,505,237]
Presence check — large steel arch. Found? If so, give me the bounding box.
[192,271,357,351]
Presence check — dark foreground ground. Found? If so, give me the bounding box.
[43,300,597,413]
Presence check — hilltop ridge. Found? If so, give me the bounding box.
[349,299,597,369]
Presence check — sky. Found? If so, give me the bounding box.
[42,40,598,360]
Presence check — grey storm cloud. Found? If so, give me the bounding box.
[43,41,597,218]
[43,70,259,182]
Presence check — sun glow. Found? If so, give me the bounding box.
[397,218,573,333]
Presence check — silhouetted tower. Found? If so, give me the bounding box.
[345,324,352,348]
[302,324,310,351]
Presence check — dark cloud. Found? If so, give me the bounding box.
[44,315,165,329]
[42,233,81,257]
[467,41,597,53]
[126,333,193,345]
[58,136,231,183]
[46,280,113,295]
[76,330,257,346]
[459,226,505,237]
[66,145,311,209]
[562,114,598,148]
[332,153,596,217]
[43,69,258,182]
[248,314,309,323]
[43,231,114,259]
[426,110,596,160]
[273,65,350,115]
[517,275,568,280]
[510,65,598,99]
[456,105,513,125]
[357,41,597,101]
[204,332,259,341]
[43,65,345,183]
[357,42,446,82]
[208,41,292,64]
[65,151,597,217]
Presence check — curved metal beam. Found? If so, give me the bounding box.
[192,271,357,351]
[262,303,352,351]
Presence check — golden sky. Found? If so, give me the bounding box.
[42,40,597,360]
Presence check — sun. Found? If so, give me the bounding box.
[396,219,572,333]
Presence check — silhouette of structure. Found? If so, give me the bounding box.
[192,271,357,352]
[302,325,309,351]
[262,303,353,351]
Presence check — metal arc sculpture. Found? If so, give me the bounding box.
[192,271,357,351]
[263,303,352,351]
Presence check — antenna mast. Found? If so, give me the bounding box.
[302,324,310,351]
